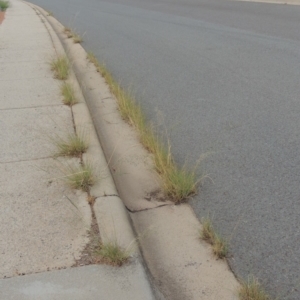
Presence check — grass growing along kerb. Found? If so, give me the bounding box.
[51,56,69,80]
[64,27,73,38]
[0,1,9,11]
[55,132,88,157]
[63,27,83,43]
[72,33,83,43]
[200,217,228,259]
[238,276,273,300]
[63,162,96,192]
[95,241,130,266]
[61,82,78,106]
[87,52,198,203]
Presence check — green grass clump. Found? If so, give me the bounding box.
[64,163,96,192]
[238,276,273,300]
[87,52,198,203]
[50,56,69,80]
[55,132,88,157]
[61,82,78,106]
[0,1,9,11]
[200,217,228,259]
[95,242,130,266]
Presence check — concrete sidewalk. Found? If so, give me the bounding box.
[0,1,155,299]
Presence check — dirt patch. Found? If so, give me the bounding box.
[73,206,101,266]
[0,11,5,25]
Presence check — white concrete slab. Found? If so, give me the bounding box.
[0,48,52,63]
[0,264,155,300]
[0,77,61,109]
[0,105,71,163]
[0,158,90,279]
[0,60,53,81]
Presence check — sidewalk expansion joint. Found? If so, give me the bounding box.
[0,104,65,111]
[0,155,56,165]
[0,77,54,82]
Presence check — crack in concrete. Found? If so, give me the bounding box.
[94,194,119,199]
[0,77,54,82]
[101,96,113,101]
[0,155,56,164]
[125,203,171,213]
[0,104,64,111]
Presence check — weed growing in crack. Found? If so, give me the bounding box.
[63,162,96,192]
[238,276,273,300]
[95,241,130,266]
[50,56,69,80]
[200,217,228,259]
[55,132,88,157]
[64,27,73,38]
[61,82,78,106]
[63,27,82,43]
[72,33,82,43]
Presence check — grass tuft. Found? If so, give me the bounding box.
[238,276,272,300]
[0,0,9,11]
[87,52,199,203]
[72,33,83,43]
[61,82,78,106]
[50,56,69,80]
[200,217,228,259]
[55,132,88,157]
[95,242,130,266]
[64,163,96,192]
[64,27,73,38]
[63,27,82,43]
[47,10,53,16]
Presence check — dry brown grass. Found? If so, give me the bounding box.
[63,162,96,192]
[55,132,88,157]
[238,276,273,300]
[50,56,69,80]
[63,27,82,43]
[94,241,130,266]
[61,82,78,106]
[64,27,73,38]
[200,217,228,259]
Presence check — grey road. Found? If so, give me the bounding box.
[28,0,300,298]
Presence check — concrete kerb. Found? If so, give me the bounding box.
[26,3,241,299]
[29,3,173,213]
[26,1,142,267]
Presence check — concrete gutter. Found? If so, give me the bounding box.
[26,2,241,299]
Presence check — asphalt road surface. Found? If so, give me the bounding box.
[28,0,300,298]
